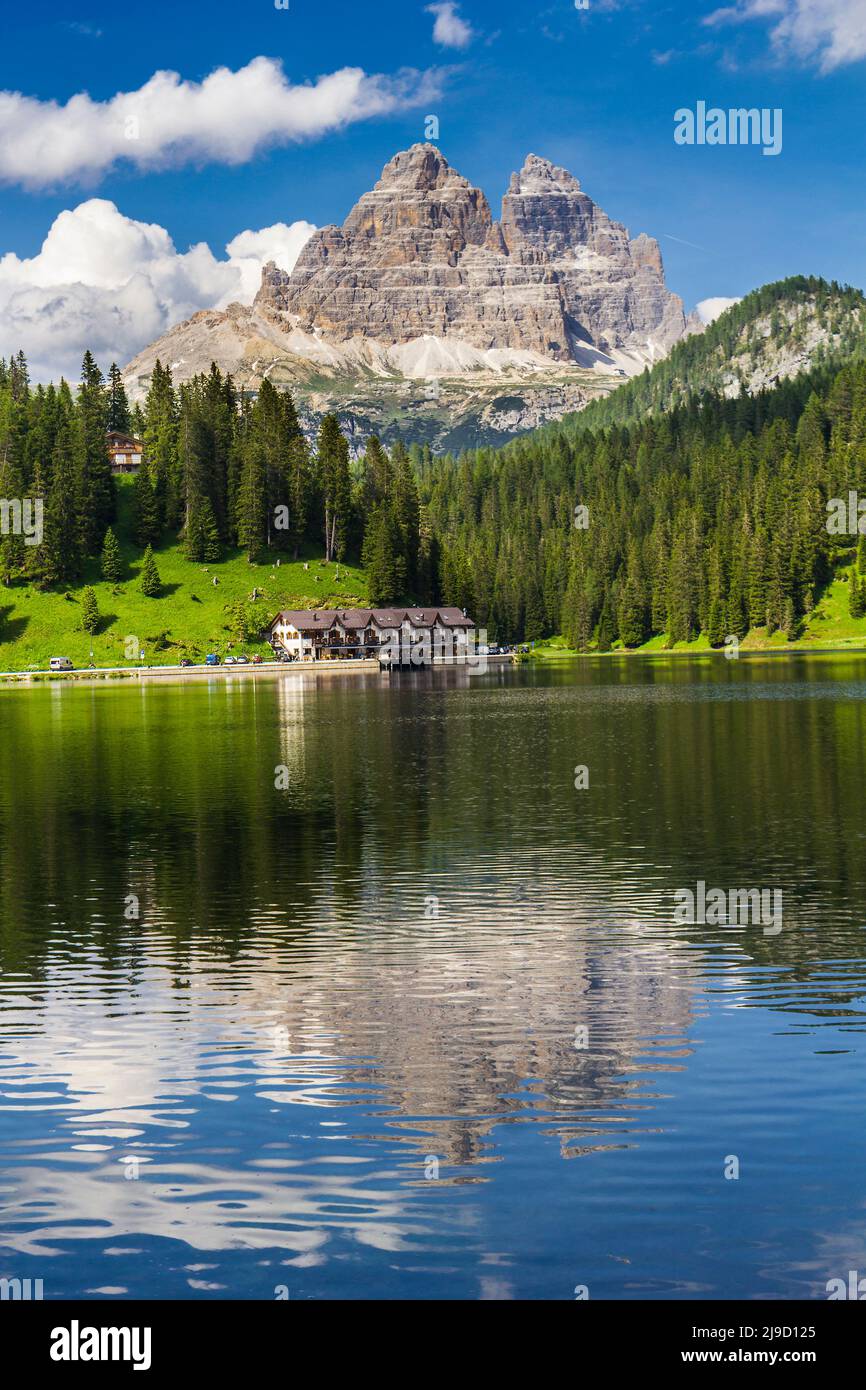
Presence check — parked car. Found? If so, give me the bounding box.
[179,658,194,668]
[234,655,249,665]
[224,656,237,665]
[252,654,263,664]
[205,654,220,666]
[49,657,74,672]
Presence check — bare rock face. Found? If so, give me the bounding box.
[254,144,686,361]
[125,145,693,452]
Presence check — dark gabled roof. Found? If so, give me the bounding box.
[435,607,475,628]
[106,431,143,446]
[272,606,475,632]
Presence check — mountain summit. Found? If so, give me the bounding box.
[124,145,691,451]
[253,143,686,362]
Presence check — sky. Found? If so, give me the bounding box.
[1,0,865,381]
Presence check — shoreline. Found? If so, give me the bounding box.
[532,642,866,662]
[0,653,515,688]
[2,646,865,689]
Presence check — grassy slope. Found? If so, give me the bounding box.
[531,570,866,658]
[0,477,369,671]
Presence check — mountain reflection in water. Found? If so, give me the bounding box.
[1,656,865,1299]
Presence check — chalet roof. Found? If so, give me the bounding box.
[272,606,474,632]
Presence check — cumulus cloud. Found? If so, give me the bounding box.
[0,57,442,189]
[695,296,742,323]
[0,200,316,383]
[704,0,866,73]
[427,3,475,49]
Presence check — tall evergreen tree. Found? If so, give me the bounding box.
[76,351,115,554]
[132,466,161,548]
[106,364,131,433]
[101,527,122,583]
[316,414,353,562]
[139,544,162,597]
[80,586,100,634]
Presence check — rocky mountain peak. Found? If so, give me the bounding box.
[374,143,465,193]
[508,154,583,196]
[253,144,685,361]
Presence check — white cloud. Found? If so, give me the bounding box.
[0,200,316,383]
[222,224,317,304]
[427,3,475,49]
[0,57,442,189]
[705,0,866,73]
[695,296,742,323]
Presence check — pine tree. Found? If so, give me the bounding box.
[199,496,222,563]
[285,435,312,558]
[132,467,161,548]
[80,586,100,634]
[708,595,727,647]
[236,443,268,562]
[184,506,206,563]
[596,594,616,652]
[100,527,122,583]
[106,364,131,433]
[618,576,647,647]
[849,570,865,619]
[139,544,162,597]
[76,351,115,555]
[38,417,82,586]
[361,502,402,603]
[316,414,352,562]
[143,360,180,531]
[523,573,546,642]
[390,443,421,591]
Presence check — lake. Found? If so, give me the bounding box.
[1,655,865,1301]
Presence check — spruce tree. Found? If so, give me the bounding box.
[708,596,727,647]
[101,527,122,583]
[184,506,206,563]
[76,351,115,554]
[80,586,100,634]
[38,418,82,586]
[236,443,268,562]
[618,576,647,647]
[596,594,616,652]
[362,503,401,604]
[139,545,162,597]
[106,364,131,433]
[316,414,352,562]
[132,467,161,548]
[390,443,421,591]
[143,360,181,531]
[201,497,222,563]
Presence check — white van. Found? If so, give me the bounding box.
[49,657,74,672]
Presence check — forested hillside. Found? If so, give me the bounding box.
[4,337,866,665]
[0,352,435,597]
[570,277,866,434]
[421,358,866,649]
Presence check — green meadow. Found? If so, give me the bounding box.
[0,477,368,671]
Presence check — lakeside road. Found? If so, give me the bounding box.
[0,654,516,687]
[0,659,381,686]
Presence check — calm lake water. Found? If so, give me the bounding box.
[1,655,865,1301]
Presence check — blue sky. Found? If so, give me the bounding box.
[1,0,865,379]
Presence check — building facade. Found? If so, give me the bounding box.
[269,607,475,663]
[107,432,143,474]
